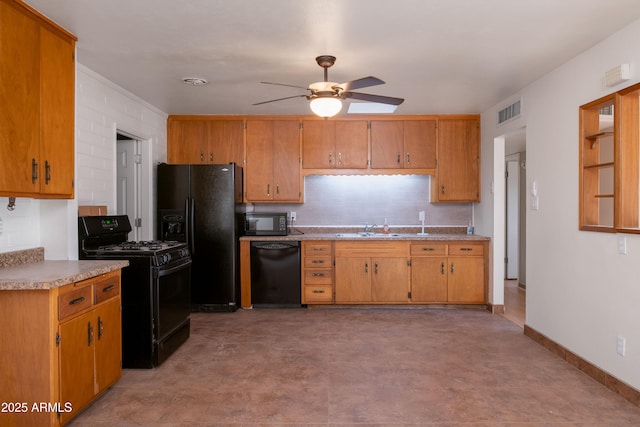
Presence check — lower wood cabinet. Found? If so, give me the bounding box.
[334,241,410,303]
[410,242,485,303]
[301,241,334,303]
[0,269,122,426]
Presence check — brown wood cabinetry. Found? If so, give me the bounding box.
[335,241,410,303]
[579,84,640,232]
[301,241,334,303]
[167,117,244,165]
[431,117,480,202]
[302,119,368,169]
[370,120,437,169]
[245,119,302,202]
[0,0,76,198]
[410,242,485,303]
[0,270,122,426]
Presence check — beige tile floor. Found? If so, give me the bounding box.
[70,306,640,426]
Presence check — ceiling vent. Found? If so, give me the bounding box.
[497,99,521,125]
[604,64,630,87]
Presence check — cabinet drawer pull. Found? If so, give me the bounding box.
[312,273,326,277]
[422,247,435,251]
[460,247,473,251]
[312,260,325,264]
[101,284,115,293]
[69,296,85,305]
[312,290,325,294]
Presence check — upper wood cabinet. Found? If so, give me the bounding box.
[245,119,302,202]
[370,120,436,169]
[302,119,368,169]
[0,0,76,198]
[431,117,480,202]
[579,84,640,232]
[167,117,244,166]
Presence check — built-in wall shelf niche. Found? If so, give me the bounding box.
[579,82,640,233]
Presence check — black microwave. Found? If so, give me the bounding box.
[244,212,288,236]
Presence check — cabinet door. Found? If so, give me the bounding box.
[411,257,448,302]
[371,257,409,302]
[39,25,75,197]
[245,120,274,201]
[0,1,40,195]
[94,298,122,394]
[59,310,96,424]
[435,119,480,201]
[208,120,244,165]
[167,120,208,164]
[370,121,404,168]
[335,121,368,168]
[302,120,335,168]
[404,120,436,169]
[447,257,484,303]
[273,120,301,201]
[335,257,371,302]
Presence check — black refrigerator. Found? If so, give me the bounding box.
[157,163,244,312]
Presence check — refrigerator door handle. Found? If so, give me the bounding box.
[189,198,196,255]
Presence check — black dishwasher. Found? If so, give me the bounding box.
[250,241,302,307]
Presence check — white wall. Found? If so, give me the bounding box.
[0,65,168,257]
[480,19,640,391]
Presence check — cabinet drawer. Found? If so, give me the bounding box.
[304,256,332,268]
[304,285,333,302]
[94,276,120,304]
[59,286,92,320]
[304,242,332,256]
[304,269,333,285]
[449,243,484,256]
[410,243,447,256]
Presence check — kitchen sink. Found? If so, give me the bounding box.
[334,232,405,238]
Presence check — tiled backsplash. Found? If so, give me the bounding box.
[253,175,472,227]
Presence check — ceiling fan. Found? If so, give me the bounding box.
[253,55,404,118]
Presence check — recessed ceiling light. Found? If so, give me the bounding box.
[182,77,208,86]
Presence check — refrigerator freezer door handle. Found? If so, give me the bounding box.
[189,198,196,255]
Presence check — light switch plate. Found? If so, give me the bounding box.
[618,236,627,255]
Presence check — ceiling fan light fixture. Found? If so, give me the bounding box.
[310,97,342,118]
[182,77,208,86]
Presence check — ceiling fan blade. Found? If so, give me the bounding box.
[260,81,310,90]
[341,91,404,105]
[336,76,385,92]
[252,94,308,105]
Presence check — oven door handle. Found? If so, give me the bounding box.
[155,259,192,278]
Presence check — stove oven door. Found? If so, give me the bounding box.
[153,258,192,365]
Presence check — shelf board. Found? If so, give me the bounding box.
[584,162,614,169]
[594,194,614,198]
[585,131,614,140]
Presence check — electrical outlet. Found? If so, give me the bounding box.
[617,336,626,356]
[290,211,296,221]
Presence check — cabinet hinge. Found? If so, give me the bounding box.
[56,332,60,347]
[134,218,142,227]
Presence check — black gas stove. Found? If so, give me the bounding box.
[78,215,192,368]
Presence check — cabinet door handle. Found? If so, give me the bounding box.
[276,185,280,195]
[45,161,51,184]
[98,316,104,340]
[69,296,85,305]
[200,153,204,162]
[267,184,270,197]
[338,152,342,166]
[397,153,401,164]
[87,321,93,346]
[31,158,38,184]
[210,153,213,162]
[375,262,379,274]
[441,185,446,194]
[451,263,455,274]
[406,153,410,164]
[441,262,445,274]
[328,152,333,164]
[365,262,368,273]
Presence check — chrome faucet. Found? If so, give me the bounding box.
[364,223,377,233]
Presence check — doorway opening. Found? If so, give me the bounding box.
[116,132,142,241]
